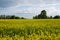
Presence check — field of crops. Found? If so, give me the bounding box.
[0,19,60,40]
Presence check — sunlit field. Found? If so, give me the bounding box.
[0,19,60,40]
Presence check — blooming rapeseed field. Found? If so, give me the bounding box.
[0,19,60,40]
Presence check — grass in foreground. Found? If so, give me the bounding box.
[0,19,60,40]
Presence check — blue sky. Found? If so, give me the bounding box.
[0,0,60,18]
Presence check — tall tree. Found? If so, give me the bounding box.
[38,10,47,19]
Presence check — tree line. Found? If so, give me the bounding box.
[0,15,25,19]
[33,10,60,19]
[0,10,60,19]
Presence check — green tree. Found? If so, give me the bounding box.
[38,10,47,19]
[6,15,11,19]
[33,10,47,19]
[33,15,38,19]
[54,15,60,19]
[15,16,20,19]
[21,17,25,19]
[49,16,53,19]
[10,15,15,19]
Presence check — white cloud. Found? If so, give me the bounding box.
[0,0,60,18]
[1,0,60,8]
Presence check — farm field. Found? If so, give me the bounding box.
[0,19,60,40]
